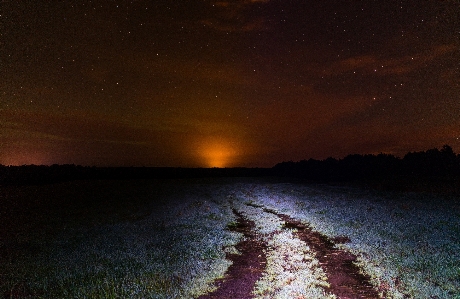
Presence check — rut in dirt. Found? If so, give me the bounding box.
[264,208,381,299]
[197,209,267,299]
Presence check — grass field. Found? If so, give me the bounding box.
[1,177,459,298]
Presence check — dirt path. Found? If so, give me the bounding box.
[199,203,381,299]
[198,209,267,299]
[265,208,381,299]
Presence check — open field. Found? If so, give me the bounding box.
[1,177,459,298]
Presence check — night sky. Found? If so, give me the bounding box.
[1,1,459,167]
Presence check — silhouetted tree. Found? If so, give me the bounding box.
[273,145,460,181]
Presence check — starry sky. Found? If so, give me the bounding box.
[1,1,459,167]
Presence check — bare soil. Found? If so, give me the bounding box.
[197,209,267,299]
[272,210,381,299]
[200,206,382,299]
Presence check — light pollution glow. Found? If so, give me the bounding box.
[197,139,239,168]
[1,2,459,167]
[0,150,52,166]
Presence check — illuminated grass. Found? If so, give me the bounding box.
[1,178,459,298]
[244,183,460,298]
[252,230,334,299]
[228,200,335,299]
[0,179,241,298]
[234,197,335,298]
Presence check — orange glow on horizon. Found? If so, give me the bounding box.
[197,139,239,168]
[0,150,52,166]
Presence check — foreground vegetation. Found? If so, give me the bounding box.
[1,177,459,298]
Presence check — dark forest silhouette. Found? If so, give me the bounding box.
[1,145,460,190]
[273,145,460,181]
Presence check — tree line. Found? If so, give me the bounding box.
[272,145,460,181]
[1,145,459,185]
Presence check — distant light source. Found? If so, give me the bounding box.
[1,150,52,166]
[198,139,238,168]
[206,147,230,168]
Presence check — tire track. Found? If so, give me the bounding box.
[263,208,381,299]
[200,200,381,299]
[198,209,267,299]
